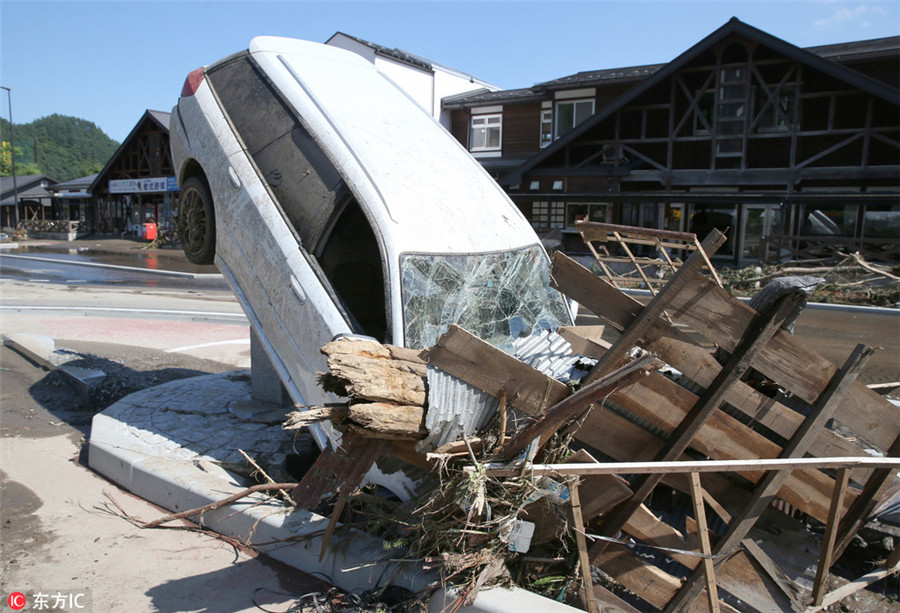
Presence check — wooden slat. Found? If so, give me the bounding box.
[689,473,721,613]
[291,433,391,509]
[596,293,807,559]
[665,345,873,612]
[552,252,874,481]
[663,276,898,451]
[570,478,601,613]
[812,468,850,606]
[593,544,682,610]
[583,229,726,385]
[426,324,569,416]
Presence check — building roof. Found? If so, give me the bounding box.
[504,17,900,186]
[51,174,98,192]
[1,174,57,205]
[444,25,900,110]
[90,110,170,193]
[807,35,900,63]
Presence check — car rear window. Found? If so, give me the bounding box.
[206,54,344,252]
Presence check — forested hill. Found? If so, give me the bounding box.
[0,114,119,181]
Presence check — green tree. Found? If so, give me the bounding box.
[0,115,118,180]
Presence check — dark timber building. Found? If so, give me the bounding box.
[445,19,900,265]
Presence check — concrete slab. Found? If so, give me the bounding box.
[87,371,581,612]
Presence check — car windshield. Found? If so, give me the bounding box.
[400,246,571,350]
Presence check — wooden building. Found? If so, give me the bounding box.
[89,110,177,235]
[445,19,900,265]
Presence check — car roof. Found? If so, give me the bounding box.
[247,37,537,256]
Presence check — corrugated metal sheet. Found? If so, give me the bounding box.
[418,330,584,452]
[418,366,499,451]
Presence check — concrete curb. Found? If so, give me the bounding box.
[88,372,578,612]
[3,333,106,402]
[0,252,223,279]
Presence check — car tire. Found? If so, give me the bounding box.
[177,175,216,265]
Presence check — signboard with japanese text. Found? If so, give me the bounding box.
[109,177,178,194]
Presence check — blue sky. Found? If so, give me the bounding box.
[1,1,898,143]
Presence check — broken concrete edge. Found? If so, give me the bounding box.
[0,252,223,279]
[3,333,106,402]
[86,373,580,612]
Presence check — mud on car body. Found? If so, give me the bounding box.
[170,37,572,450]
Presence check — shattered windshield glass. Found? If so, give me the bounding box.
[400,246,571,350]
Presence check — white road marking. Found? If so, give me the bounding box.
[165,339,251,353]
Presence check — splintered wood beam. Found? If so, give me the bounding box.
[664,344,873,613]
[812,467,850,606]
[592,292,805,563]
[582,229,726,385]
[689,472,721,613]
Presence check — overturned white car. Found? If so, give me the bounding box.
[170,37,572,427]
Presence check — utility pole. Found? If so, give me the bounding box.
[1,86,19,229]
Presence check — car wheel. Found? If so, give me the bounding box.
[177,176,216,265]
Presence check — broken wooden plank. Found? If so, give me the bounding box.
[593,543,682,610]
[570,478,601,613]
[583,229,726,385]
[345,403,426,440]
[664,344,873,612]
[807,545,900,612]
[291,433,391,509]
[833,432,900,560]
[690,472,721,613]
[426,324,570,417]
[557,325,610,355]
[812,467,850,606]
[595,293,807,560]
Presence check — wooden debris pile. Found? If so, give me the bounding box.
[283,229,900,612]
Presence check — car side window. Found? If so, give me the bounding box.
[318,199,388,341]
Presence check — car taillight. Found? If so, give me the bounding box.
[181,68,205,97]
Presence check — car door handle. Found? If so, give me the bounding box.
[290,274,306,305]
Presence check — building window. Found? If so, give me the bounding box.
[540,110,553,148]
[470,114,502,151]
[555,99,594,139]
[532,201,566,229]
[566,203,609,227]
[756,84,796,131]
